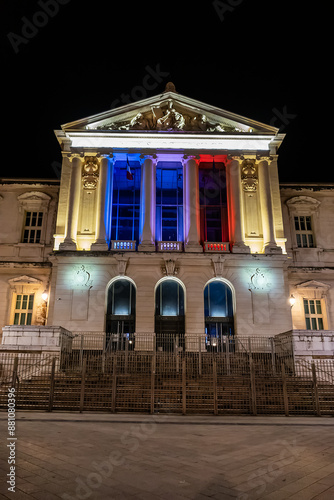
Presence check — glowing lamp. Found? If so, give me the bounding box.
[41,290,49,302]
[289,294,296,307]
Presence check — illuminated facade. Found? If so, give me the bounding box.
[1,85,333,357]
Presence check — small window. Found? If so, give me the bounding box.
[13,294,34,325]
[294,216,314,248]
[23,211,44,243]
[303,298,324,330]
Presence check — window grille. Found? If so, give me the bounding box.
[294,216,314,248]
[13,294,34,325]
[22,211,43,243]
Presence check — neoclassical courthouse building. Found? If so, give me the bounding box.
[1,84,334,357]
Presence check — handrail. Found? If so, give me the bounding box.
[295,358,334,385]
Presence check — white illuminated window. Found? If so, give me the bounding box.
[294,216,314,248]
[303,298,324,330]
[22,211,44,243]
[13,294,34,325]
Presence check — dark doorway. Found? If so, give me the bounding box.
[155,279,185,351]
[106,279,136,351]
[204,280,234,352]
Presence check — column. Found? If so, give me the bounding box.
[183,155,202,252]
[258,159,281,253]
[226,157,250,253]
[138,154,157,251]
[59,156,82,250]
[91,156,110,251]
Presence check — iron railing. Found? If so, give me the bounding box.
[1,334,333,415]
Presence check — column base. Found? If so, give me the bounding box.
[90,241,109,251]
[231,243,250,254]
[264,243,282,254]
[184,242,203,253]
[137,243,156,252]
[58,240,77,251]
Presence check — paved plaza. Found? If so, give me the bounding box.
[1,413,334,500]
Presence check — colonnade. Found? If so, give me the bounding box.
[59,153,280,254]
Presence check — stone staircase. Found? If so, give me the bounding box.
[1,352,333,415]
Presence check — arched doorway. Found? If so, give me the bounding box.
[204,280,234,352]
[155,278,185,351]
[106,278,136,351]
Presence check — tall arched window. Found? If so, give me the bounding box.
[106,278,136,350]
[204,280,234,351]
[155,279,185,351]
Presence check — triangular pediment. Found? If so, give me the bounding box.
[296,280,331,291]
[61,88,278,135]
[8,276,42,285]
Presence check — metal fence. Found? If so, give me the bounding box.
[0,334,333,415]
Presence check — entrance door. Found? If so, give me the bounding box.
[106,316,135,351]
[155,279,185,351]
[106,279,136,351]
[204,280,234,352]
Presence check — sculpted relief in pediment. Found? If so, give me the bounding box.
[94,100,243,133]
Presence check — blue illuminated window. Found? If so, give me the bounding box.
[199,164,228,242]
[107,279,136,316]
[156,163,183,242]
[204,281,233,318]
[111,162,140,243]
[155,280,184,317]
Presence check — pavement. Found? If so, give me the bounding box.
[1,412,334,500]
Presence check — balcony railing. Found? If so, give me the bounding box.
[157,241,183,251]
[110,240,136,251]
[204,242,230,252]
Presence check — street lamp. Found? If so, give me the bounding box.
[289,294,296,308]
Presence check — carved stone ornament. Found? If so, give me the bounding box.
[74,265,93,289]
[161,259,179,276]
[248,268,271,291]
[95,99,243,133]
[116,258,128,276]
[241,160,258,192]
[212,256,225,277]
[82,156,99,189]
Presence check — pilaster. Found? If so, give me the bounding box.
[258,157,282,254]
[59,155,83,251]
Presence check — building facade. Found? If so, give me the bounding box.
[1,85,333,357]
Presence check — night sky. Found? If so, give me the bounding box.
[1,0,326,182]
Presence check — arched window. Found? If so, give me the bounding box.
[106,279,136,350]
[155,279,185,351]
[204,280,234,351]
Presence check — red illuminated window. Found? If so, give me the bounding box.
[199,164,229,243]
